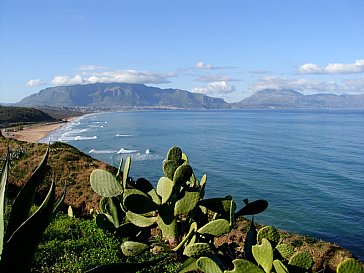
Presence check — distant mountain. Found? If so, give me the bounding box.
[235,89,364,109]
[0,106,57,127]
[16,83,228,109]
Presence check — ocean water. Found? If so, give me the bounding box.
[42,110,364,259]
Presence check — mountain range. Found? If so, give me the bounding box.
[15,83,364,109]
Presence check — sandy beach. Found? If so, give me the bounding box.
[2,117,78,143]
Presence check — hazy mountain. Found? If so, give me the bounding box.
[16,83,228,109]
[235,89,364,109]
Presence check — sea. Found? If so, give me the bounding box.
[41,109,364,259]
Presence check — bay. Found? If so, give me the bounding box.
[43,109,364,259]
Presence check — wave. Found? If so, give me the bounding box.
[89,125,104,128]
[89,149,116,154]
[59,135,98,141]
[91,121,107,124]
[116,133,134,137]
[117,148,138,154]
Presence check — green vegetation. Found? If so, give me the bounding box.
[0,106,57,128]
[0,140,362,272]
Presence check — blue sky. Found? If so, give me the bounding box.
[1,0,363,103]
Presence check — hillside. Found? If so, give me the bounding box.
[0,137,358,271]
[0,106,58,127]
[16,82,229,109]
[235,89,364,109]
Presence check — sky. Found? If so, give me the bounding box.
[0,0,363,103]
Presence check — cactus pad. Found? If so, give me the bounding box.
[157,177,174,204]
[121,241,148,256]
[90,169,123,197]
[197,219,231,237]
[183,243,213,258]
[276,243,294,259]
[123,189,159,214]
[167,146,183,161]
[126,211,156,227]
[235,199,268,216]
[288,251,313,271]
[95,213,116,230]
[173,164,193,187]
[199,198,232,215]
[257,225,280,248]
[163,160,179,180]
[197,257,223,273]
[224,259,264,273]
[273,260,289,273]
[337,258,364,273]
[174,190,200,216]
[135,178,161,205]
[252,238,273,273]
[178,257,198,273]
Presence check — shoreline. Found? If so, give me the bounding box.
[1,117,79,143]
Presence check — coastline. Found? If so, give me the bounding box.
[1,117,79,143]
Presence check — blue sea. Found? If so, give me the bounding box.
[42,110,364,259]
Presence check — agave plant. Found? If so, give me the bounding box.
[0,146,66,273]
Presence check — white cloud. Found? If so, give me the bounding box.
[195,74,233,82]
[52,75,84,86]
[26,79,45,87]
[79,65,106,71]
[196,61,214,69]
[51,70,175,86]
[299,59,364,74]
[192,81,236,95]
[250,76,364,94]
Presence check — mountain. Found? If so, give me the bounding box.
[235,89,364,109]
[16,83,228,109]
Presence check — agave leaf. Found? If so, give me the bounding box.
[52,183,66,215]
[1,179,56,273]
[244,220,257,262]
[5,147,49,241]
[116,157,123,181]
[0,149,10,256]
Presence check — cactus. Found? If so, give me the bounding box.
[174,190,200,216]
[336,258,364,273]
[90,169,123,197]
[178,257,199,273]
[252,238,273,273]
[224,259,264,273]
[156,177,174,204]
[288,251,313,272]
[197,219,231,237]
[126,211,157,227]
[123,189,159,214]
[121,241,149,256]
[257,225,280,248]
[163,160,179,180]
[183,243,213,258]
[276,243,294,260]
[167,146,183,161]
[173,164,193,188]
[235,199,268,217]
[273,260,289,273]
[197,257,223,273]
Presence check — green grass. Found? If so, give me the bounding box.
[30,213,181,273]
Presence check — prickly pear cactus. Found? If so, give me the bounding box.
[167,146,183,161]
[196,257,223,273]
[336,258,364,273]
[174,190,200,216]
[273,260,289,273]
[288,251,313,272]
[121,241,149,256]
[90,169,123,197]
[276,243,294,260]
[252,238,273,273]
[183,243,213,258]
[257,225,280,248]
[197,219,231,237]
[224,259,264,273]
[156,177,174,204]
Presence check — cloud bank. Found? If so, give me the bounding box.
[299,59,364,74]
[192,81,236,95]
[51,70,175,86]
[26,79,45,87]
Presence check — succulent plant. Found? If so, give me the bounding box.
[336,258,364,273]
[0,147,66,273]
